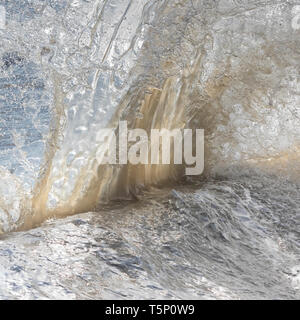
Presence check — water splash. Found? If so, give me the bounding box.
[0,0,299,233]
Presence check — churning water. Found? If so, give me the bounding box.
[0,0,299,299]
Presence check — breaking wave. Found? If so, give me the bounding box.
[0,0,299,234]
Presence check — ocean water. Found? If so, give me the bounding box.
[0,0,299,299]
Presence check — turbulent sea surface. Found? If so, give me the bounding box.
[0,0,299,299]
